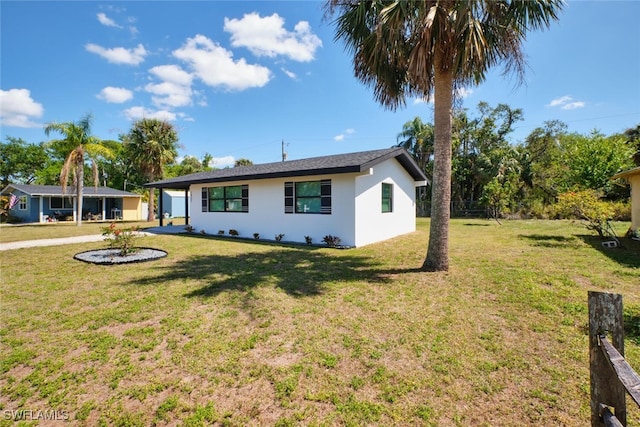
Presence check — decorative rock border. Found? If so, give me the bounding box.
[74,247,167,265]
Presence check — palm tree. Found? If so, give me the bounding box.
[122,118,179,221]
[326,0,563,271]
[397,117,434,175]
[44,114,111,226]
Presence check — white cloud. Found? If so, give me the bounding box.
[173,34,271,91]
[211,156,235,168]
[123,106,176,122]
[456,87,473,98]
[282,68,297,79]
[562,101,586,110]
[547,95,585,110]
[224,13,322,62]
[85,43,147,65]
[0,88,44,128]
[149,65,193,86]
[97,86,133,103]
[146,65,194,108]
[334,128,355,141]
[97,12,121,28]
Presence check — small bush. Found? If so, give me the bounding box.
[218,230,225,235]
[275,233,284,242]
[304,236,313,245]
[200,229,207,235]
[185,225,195,233]
[322,235,341,248]
[102,222,139,256]
[553,190,617,239]
[229,229,239,236]
[253,233,260,240]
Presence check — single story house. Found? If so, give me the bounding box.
[161,190,190,218]
[2,184,143,223]
[612,166,640,233]
[147,147,428,247]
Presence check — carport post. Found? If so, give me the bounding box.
[158,188,164,227]
[184,188,189,225]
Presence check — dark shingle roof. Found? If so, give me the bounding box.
[146,147,427,189]
[1,184,141,198]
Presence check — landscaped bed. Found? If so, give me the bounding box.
[1,218,639,425]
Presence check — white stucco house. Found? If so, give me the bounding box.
[147,147,428,247]
[612,166,640,234]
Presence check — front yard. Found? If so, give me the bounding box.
[1,218,639,426]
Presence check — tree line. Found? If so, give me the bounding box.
[397,102,638,221]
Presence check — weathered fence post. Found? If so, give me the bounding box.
[589,291,626,426]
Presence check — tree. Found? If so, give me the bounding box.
[397,117,434,176]
[559,131,634,197]
[44,114,112,226]
[234,158,254,167]
[0,137,48,187]
[623,124,640,166]
[122,119,179,221]
[326,0,563,271]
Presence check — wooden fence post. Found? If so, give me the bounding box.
[589,291,626,426]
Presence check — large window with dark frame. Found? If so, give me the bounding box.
[50,196,73,210]
[284,180,331,214]
[381,183,393,213]
[201,185,248,212]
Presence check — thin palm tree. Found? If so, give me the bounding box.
[326,0,563,271]
[44,114,111,226]
[122,118,179,221]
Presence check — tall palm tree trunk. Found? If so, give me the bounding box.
[75,158,84,227]
[423,59,453,271]
[147,187,155,222]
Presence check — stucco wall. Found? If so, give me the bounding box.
[122,197,142,221]
[354,160,417,247]
[631,174,640,231]
[190,173,359,246]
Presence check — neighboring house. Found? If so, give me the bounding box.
[161,190,190,218]
[612,166,640,233]
[147,147,428,247]
[1,184,143,223]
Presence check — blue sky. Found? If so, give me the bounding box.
[1,1,639,168]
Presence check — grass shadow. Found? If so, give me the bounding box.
[577,235,640,269]
[129,246,391,298]
[519,234,580,248]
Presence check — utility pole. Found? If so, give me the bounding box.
[282,140,288,162]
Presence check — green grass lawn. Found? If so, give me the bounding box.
[0,218,186,244]
[1,218,639,426]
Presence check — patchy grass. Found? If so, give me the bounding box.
[1,218,639,426]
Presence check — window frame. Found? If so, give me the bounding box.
[49,196,73,210]
[381,183,393,213]
[285,179,331,215]
[18,196,27,211]
[201,185,248,213]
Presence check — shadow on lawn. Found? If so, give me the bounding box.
[519,234,580,248]
[577,235,640,269]
[130,246,392,297]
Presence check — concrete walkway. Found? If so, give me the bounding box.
[0,225,187,251]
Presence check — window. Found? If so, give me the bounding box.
[285,180,331,214]
[201,185,248,212]
[382,183,393,213]
[50,197,73,210]
[18,196,27,211]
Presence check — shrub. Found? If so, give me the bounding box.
[275,233,284,242]
[229,229,239,236]
[553,190,617,239]
[218,230,225,235]
[102,222,139,256]
[322,235,341,248]
[304,236,313,245]
[253,233,260,240]
[185,225,195,233]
